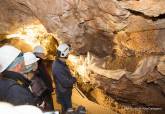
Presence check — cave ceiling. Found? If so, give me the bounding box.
[0,0,164,57]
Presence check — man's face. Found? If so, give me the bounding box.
[14,59,25,73]
[32,63,38,71]
[20,61,25,71]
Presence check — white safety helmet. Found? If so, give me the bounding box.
[14,105,43,114]
[57,43,71,57]
[0,45,21,73]
[24,52,39,66]
[33,45,44,54]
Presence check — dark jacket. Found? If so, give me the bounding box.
[36,60,53,94]
[52,59,76,94]
[0,71,36,105]
[33,60,54,110]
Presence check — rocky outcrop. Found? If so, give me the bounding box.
[119,0,165,17]
[68,53,165,108]
[0,0,37,34]
[0,0,165,109]
[0,0,165,56]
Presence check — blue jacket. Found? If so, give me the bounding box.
[52,59,76,94]
[0,71,36,105]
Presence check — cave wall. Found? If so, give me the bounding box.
[0,0,165,109]
[1,0,165,56]
[0,0,37,34]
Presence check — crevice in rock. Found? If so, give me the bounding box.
[16,2,33,15]
[128,9,165,21]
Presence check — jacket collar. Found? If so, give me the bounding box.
[57,59,67,66]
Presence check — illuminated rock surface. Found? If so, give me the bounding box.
[0,0,165,113]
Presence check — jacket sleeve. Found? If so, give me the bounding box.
[53,66,76,88]
[6,85,36,105]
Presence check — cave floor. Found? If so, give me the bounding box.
[51,88,117,114]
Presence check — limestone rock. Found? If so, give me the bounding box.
[157,56,165,75]
[119,0,165,17]
[94,76,165,108]
[114,16,165,56]
[1,0,165,56]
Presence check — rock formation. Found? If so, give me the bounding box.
[0,0,165,110]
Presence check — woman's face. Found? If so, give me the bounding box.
[24,62,38,80]
[26,71,35,80]
[32,63,38,71]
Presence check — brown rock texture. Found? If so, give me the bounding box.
[119,0,165,17]
[0,0,165,110]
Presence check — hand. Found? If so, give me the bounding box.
[72,77,77,83]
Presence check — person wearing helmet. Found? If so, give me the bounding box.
[23,52,39,80]
[33,45,54,111]
[0,45,36,105]
[52,43,77,114]
[33,45,46,59]
[23,52,46,106]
